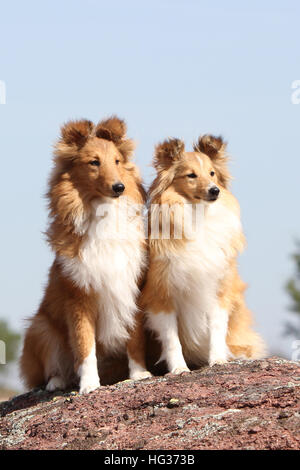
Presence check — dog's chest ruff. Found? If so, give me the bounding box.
[167,200,242,362]
[168,200,241,286]
[59,198,145,351]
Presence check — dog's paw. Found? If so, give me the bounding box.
[79,377,100,394]
[46,376,66,392]
[130,370,152,381]
[170,366,191,375]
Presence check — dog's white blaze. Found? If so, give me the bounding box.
[196,155,203,168]
[165,198,242,365]
[146,311,189,373]
[59,197,145,352]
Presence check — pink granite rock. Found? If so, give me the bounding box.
[0,357,299,450]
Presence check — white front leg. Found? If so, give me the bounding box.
[77,343,100,394]
[147,311,190,374]
[208,306,229,366]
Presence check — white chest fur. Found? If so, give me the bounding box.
[167,200,242,363]
[59,197,146,352]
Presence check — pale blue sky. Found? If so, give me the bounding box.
[0,0,300,380]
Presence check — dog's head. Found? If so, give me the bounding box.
[54,116,135,199]
[151,135,230,203]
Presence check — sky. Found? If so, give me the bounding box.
[0,0,300,387]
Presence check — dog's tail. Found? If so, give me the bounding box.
[19,322,45,389]
[227,304,267,360]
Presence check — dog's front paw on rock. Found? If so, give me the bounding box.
[130,371,152,380]
[170,366,191,375]
[79,378,100,394]
[46,376,66,392]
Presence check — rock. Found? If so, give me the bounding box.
[167,398,180,408]
[0,357,300,450]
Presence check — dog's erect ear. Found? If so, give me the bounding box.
[61,120,94,148]
[95,116,135,161]
[95,116,127,144]
[195,135,225,159]
[153,138,185,170]
[194,135,231,188]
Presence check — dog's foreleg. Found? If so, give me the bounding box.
[147,311,190,374]
[77,342,100,394]
[67,307,100,394]
[127,355,152,380]
[208,306,229,366]
[127,312,152,380]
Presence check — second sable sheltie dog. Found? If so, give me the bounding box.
[20,117,151,393]
[142,136,265,373]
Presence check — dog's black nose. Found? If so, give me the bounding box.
[208,186,220,198]
[112,182,125,195]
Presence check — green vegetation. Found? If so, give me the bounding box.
[285,242,300,337]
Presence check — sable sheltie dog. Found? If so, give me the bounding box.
[20,117,151,394]
[142,136,265,373]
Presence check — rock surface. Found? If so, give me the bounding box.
[0,357,299,450]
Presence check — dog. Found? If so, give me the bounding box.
[20,116,151,393]
[141,135,266,374]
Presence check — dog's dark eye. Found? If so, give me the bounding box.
[115,159,120,165]
[89,160,100,166]
[210,171,215,176]
[187,173,197,178]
